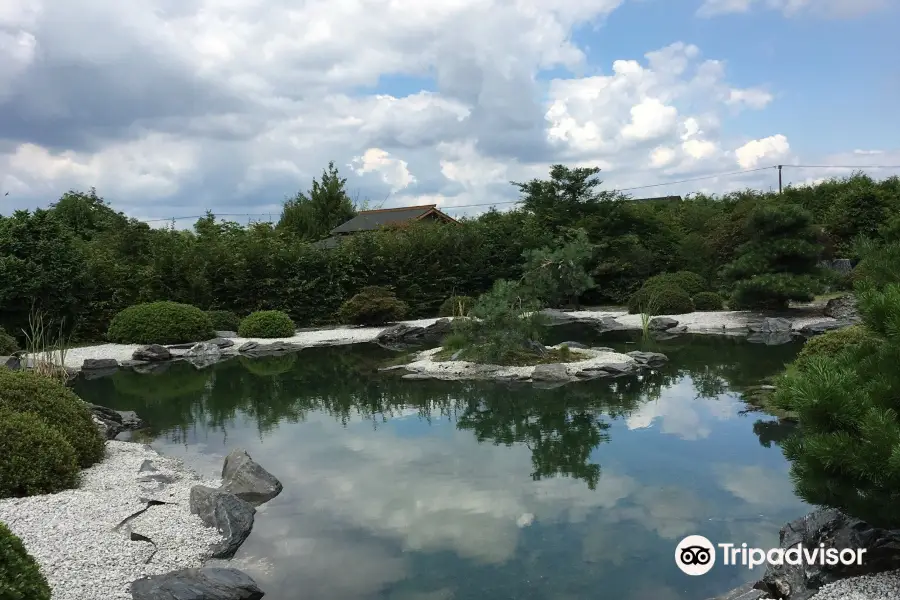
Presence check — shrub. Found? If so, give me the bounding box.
[627,283,695,315]
[206,310,240,332]
[238,310,295,338]
[693,291,724,311]
[794,325,876,371]
[0,521,52,599]
[0,409,80,498]
[0,327,17,355]
[439,296,475,317]
[338,286,408,325]
[0,369,105,468]
[644,271,707,297]
[107,301,214,345]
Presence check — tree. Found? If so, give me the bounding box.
[278,161,356,241]
[521,228,596,307]
[720,202,824,310]
[513,164,612,232]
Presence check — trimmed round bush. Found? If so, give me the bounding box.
[107,301,214,344]
[439,295,475,317]
[0,521,52,599]
[0,327,17,355]
[338,286,408,325]
[795,325,876,371]
[238,310,295,338]
[0,409,80,498]
[693,291,724,311]
[206,310,240,332]
[644,271,707,297]
[627,283,695,315]
[0,369,105,468]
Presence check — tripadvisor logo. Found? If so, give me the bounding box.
[675,535,867,576]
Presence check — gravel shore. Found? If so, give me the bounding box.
[811,570,900,600]
[0,441,224,600]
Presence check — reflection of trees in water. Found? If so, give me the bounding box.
[73,337,798,489]
[753,419,796,448]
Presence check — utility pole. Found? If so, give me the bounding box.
[778,165,783,194]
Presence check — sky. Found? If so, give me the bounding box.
[1,0,899,224]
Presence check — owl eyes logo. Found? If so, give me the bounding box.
[675,535,716,575]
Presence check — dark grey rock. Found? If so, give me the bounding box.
[626,351,668,368]
[0,355,20,370]
[531,364,570,382]
[747,331,796,346]
[189,486,256,559]
[522,339,548,356]
[139,460,157,473]
[239,341,302,357]
[206,337,235,349]
[183,342,222,368]
[130,567,264,600]
[81,366,120,380]
[558,341,589,350]
[166,342,197,350]
[706,581,770,600]
[86,404,145,440]
[593,362,635,375]
[798,320,854,338]
[133,344,172,362]
[82,358,119,370]
[749,317,793,334]
[375,319,453,350]
[537,309,627,335]
[120,359,149,368]
[823,295,859,321]
[648,317,679,331]
[221,449,283,506]
[132,361,173,375]
[237,341,259,353]
[754,508,900,600]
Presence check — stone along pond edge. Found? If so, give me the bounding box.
[0,440,282,600]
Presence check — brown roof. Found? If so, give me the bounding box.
[330,204,458,234]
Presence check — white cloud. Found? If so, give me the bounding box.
[727,88,773,109]
[625,379,737,440]
[350,148,416,192]
[698,0,888,18]
[734,134,790,169]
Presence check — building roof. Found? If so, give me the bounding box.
[630,195,683,203]
[330,204,457,235]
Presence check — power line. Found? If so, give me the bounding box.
[786,164,900,169]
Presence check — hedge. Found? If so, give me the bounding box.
[693,291,724,311]
[644,271,707,297]
[627,284,695,315]
[107,301,214,344]
[237,310,295,338]
[206,310,240,332]
[0,521,52,600]
[0,369,105,468]
[0,409,80,498]
[337,286,408,325]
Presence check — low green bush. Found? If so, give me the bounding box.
[0,369,105,468]
[206,310,240,332]
[627,283,695,315]
[0,521,52,599]
[0,409,80,498]
[107,302,214,344]
[0,327,17,355]
[438,295,475,317]
[338,286,408,325]
[692,291,724,311]
[794,325,876,371]
[644,271,707,297]
[237,310,295,338]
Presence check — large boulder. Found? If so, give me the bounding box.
[531,363,570,382]
[205,337,235,349]
[82,358,119,370]
[626,351,668,369]
[221,449,283,506]
[0,355,20,370]
[130,567,264,600]
[648,317,679,331]
[747,317,796,346]
[86,404,144,440]
[754,508,900,600]
[238,341,301,357]
[797,320,855,338]
[706,582,768,600]
[189,486,256,559]
[823,294,860,321]
[133,344,172,362]
[374,319,453,350]
[183,342,222,369]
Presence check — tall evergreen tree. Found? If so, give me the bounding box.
[278,161,356,241]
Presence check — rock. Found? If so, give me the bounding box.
[167,342,197,350]
[189,486,256,559]
[537,309,627,337]
[86,404,144,440]
[592,362,635,376]
[706,582,770,600]
[221,449,283,506]
[206,337,235,349]
[139,460,157,473]
[0,355,20,370]
[531,364,570,382]
[823,295,860,321]
[239,341,302,357]
[755,508,900,600]
[133,344,172,362]
[81,358,119,370]
[523,339,548,356]
[626,351,668,368]
[374,319,453,350]
[183,342,222,369]
[237,341,259,353]
[798,320,855,338]
[648,317,679,331]
[130,567,264,600]
[558,341,589,349]
[132,361,173,375]
[747,331,796,345]
[749,317,793,333]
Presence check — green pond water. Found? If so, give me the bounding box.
[74,333,810,600]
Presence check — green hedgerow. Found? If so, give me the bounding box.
[692,291,724,311]
[644,271,708,297]
[0,327,17,355]
[0,369,105,468]
[107,301,214,345]
[206,310,241,332]
[338,286,408,325]
[438,295,475,317]
[627,283,695,315]
[794,325,877,372]
[237,310,296,338]
[0,521,52,600]
[0,409,80,499]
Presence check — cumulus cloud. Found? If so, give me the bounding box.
[697,0,889,18]
[735,134,790,169]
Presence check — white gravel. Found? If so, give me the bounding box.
[0,441,225,600]
[811,569,900,599]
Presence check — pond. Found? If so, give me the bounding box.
[74,333,809,600]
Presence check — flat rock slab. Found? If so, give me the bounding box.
[82,358,119,370]
[189,485,256,559]
[133,344,172,362]
[130,567,264,600]
[221,449,283,506]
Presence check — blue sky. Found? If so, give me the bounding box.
[1,0,898,222]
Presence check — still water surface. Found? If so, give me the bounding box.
[74,333,809,600]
